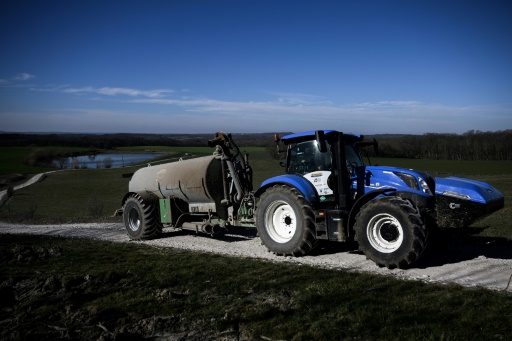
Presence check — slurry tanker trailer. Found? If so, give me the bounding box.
[116,131,504,269]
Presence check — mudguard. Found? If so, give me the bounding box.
[255,174,319,203]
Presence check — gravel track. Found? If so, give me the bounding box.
[1,221,511,292]
[0,172,53,204]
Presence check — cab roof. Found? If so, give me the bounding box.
[280,130,363,144]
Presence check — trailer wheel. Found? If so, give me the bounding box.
[354,196,427,269]
[123,194,162,240]
[257,185,317,256]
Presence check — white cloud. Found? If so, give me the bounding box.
[12,82,511,134]
[271,92,332,106]
[13,73,35,81]
[129,96,512,134]
[63,86,174,98]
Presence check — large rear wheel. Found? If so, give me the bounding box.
[123,194,162,240]
[256,185,317,256]
[354,196,427,269]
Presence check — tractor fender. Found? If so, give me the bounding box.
[115,192,145,217]
[347,188,434,236]
[255,175,319,203]
[347,188,397,236]
[121,192,136,207]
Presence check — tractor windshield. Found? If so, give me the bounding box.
[287,140,331,175]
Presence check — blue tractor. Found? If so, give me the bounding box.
[119,130,505,269]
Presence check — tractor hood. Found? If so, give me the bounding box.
[435,176,503,204]
[362,166,434,196]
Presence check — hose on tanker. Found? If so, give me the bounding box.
[229,135,245,168]
[208,132,245,168]
[208,131,252,203]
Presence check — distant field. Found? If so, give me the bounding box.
[117,146,213,156]
[118,146,266,154]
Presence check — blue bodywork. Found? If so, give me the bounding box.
[357,165,432,198]
[259,130,505,228]
[435,176,503,204]
[259,174,319,203]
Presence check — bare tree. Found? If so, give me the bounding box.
[55,157,69,169]
[102,157,113,169]
[71,157,79,169]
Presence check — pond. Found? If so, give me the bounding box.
[54,153,166,169]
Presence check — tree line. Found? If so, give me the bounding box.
[0,132,279,149]
[1,130,511,161]
[373,130,512,161]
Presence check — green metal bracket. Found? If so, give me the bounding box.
[159,198,172,224]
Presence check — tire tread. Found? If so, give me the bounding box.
[354,196,427,269]
[257,185,318,257]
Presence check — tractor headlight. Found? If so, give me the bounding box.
[394,172,419,190]
[442,191,470,200]
[419,177,433,195]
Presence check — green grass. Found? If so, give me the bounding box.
[1,234,511,340]
[465,174,511,239]
[0,167,131,223]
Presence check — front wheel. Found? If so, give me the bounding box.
[256,185,317,256]
[354,196,428,269]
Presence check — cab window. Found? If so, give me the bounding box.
[288,141,332,175]
[345,144,364,167]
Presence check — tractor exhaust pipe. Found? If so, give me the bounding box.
[181,222,221,235]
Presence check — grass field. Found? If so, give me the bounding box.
[371,157,512,176]
[1,234,511,340]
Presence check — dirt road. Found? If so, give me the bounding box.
[1,222,511,292]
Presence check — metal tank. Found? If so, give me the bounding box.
[129,155,226,206]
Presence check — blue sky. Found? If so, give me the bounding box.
[1,0,511,134]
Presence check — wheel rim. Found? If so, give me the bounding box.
[367,213,403,253]
[264,200,296,243]
[127,206,141,232]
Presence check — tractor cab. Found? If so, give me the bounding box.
[277,130,368,205]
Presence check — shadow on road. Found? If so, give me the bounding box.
[156,224,258,242]
[411,228,512,269]
[155,224,511,269]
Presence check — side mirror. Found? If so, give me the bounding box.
[274,133,285,155]
[315,130,327,153]
[348,162,361,178]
